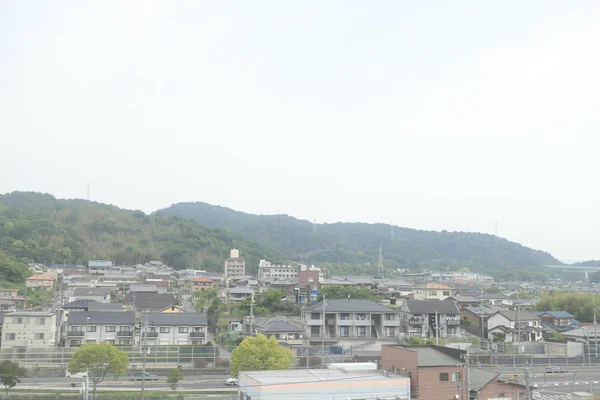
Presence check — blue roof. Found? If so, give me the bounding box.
[536,311,575,318]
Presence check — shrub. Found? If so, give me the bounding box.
[215,358,230,368]
[194,359,209,369]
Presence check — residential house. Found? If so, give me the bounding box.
[399,300,461,339]
[0,301,15,312]
[125,293,178,313]
[73,287,112,303]
[129,284,158,293]
[534,311,580,337]
[413,283,453,300]
[302,299,400,345]
[25,274,55,290]
[223,286,253,302]
[238,368,410,400]
[321,276,377,289]
[65,311,135,346]
[143,313,207,345]
[191,276,215,291]
[487,310,543,342]
[480,293,513,306]
[381,345,527,400]
[224,249,246,280]
[1,311,57,350]
[159,305,186,313]
[461,305,503,338]
[445,294,480,310]
[255,319,304,347]
[0,289,20,300]
[99,273,137,288]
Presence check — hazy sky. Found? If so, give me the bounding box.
[1,1,599,261]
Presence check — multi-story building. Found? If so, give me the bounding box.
[534,311,580,334]
[258,260,299,281]
[224,249,245,280]
[65,311,136,346]
[412,283,453,300]
[1,311,57,350]
[399,300,461,339]
[25,274,55,290]
[298,269,320,303]
[302,299,400,345]
[88,260,118,274]
[143,313,207,345]
[487,310,543,342]
[381,345,527,400]
[0,289,19,300]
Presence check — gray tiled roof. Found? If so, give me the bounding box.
[62,299,98,309]
[304,299,396,313]
[395,346,464,367]
[88,303,125,311]
[229,287,253,294]
[404,300,460,314]
[125,293,176,309]
[469,368,499,391]
[143,312,207,326]
[494,310,540,321]
[74,287,111,297]
[67,311,135,325]
[257,319,303,333]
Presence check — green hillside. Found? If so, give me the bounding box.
[157,202,561,280]
[0,192,285,271]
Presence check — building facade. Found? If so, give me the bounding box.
[399,300,462,339]
[143,313,208,345]
[224,249,246,280]
[65,311,136,346]
[1,311,57,350]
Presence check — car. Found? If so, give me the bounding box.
[225,377,238,386]
[66,371,87,378]
[545,366,565,373]
[129,371,159,381]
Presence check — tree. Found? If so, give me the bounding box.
[0,360,26,398]
[68,343,128,400]
[318,285,378,301]
[167,367,184,391]
[230,334,294,377]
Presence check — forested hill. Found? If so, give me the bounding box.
[157,202,561,279]
[0,192,285,271]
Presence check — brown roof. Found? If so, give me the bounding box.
[26,274,54,281]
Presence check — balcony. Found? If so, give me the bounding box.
[190,332,205,338]
[446,319,460,326]
[117,331,133,337]
[409,317,424,325]
[68,331,84,337]
[145,332,158,338]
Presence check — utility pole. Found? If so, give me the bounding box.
[435,310,439,346]
[321,295,327,366]
[139,315,154,400]
[464,351,470,400]
[594,293,597,357]
[524,368,531,400]
[249,289,255,336]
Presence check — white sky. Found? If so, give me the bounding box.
[1,1,599,261]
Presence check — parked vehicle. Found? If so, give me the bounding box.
[66,371,87,378]
[130,371,159,381]
[225,377,239,386]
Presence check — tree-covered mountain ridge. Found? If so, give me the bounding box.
[156,202,562,279]
[0,191,285,272]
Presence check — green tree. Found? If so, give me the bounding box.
[535,292,596,322]
[318,285,378,301]
[0,360,26,398]
[167,367,184,391]
[230,334,294,377]
[68,343,128,400]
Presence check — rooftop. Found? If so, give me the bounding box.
[26,274,54,281]
[68,311,135,325]
[257,319,303,333]
[403,299,460,314]
[469,368,499,391]
[6,311,55,317]
[143,312,207,326]
[534,311,576,319]
[397,345,465,367]
[305,299,396,313]
[494,310,540,321]
[239,368,408,385]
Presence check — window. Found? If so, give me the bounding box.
[311,326,320,337]
[119,326,131,332]
[179,327,189,333]
[385,327,395,337]
[71,326,83,332]
[14,317,23,324]
[340,313,350,320]
[35,318,46,325]
[440,372,449,382]
[160,327,170,333]
[119,339,131,345]
[428,290,437,296]
[34,333,45,340]
[70,340,82,345]
[339,326,349,337]
[5,333,15,340]
[105,326,116,332]
[356,313,367,320]
[451,372,461,382]
[87,325,97,332]
[385,314,394,321]
[447,328,455,335]
[357,326,367,337]
[311,313,320,320]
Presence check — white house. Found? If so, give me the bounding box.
[1,311,57,350]
[143,313,208,345]
[487,310,543,342]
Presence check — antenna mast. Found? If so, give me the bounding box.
[390,221,395,241]
[313,218,317,235]
[377,245,384,278]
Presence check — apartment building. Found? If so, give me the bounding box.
[25,274,55,290]
[66,311,136,346]
[224,249,245,280]
[399,300,461,339]
[1,311,57,350]
[302,299,400,345]
[258,260,299,281]
[143,313,207,345]
[88,260,118,274]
